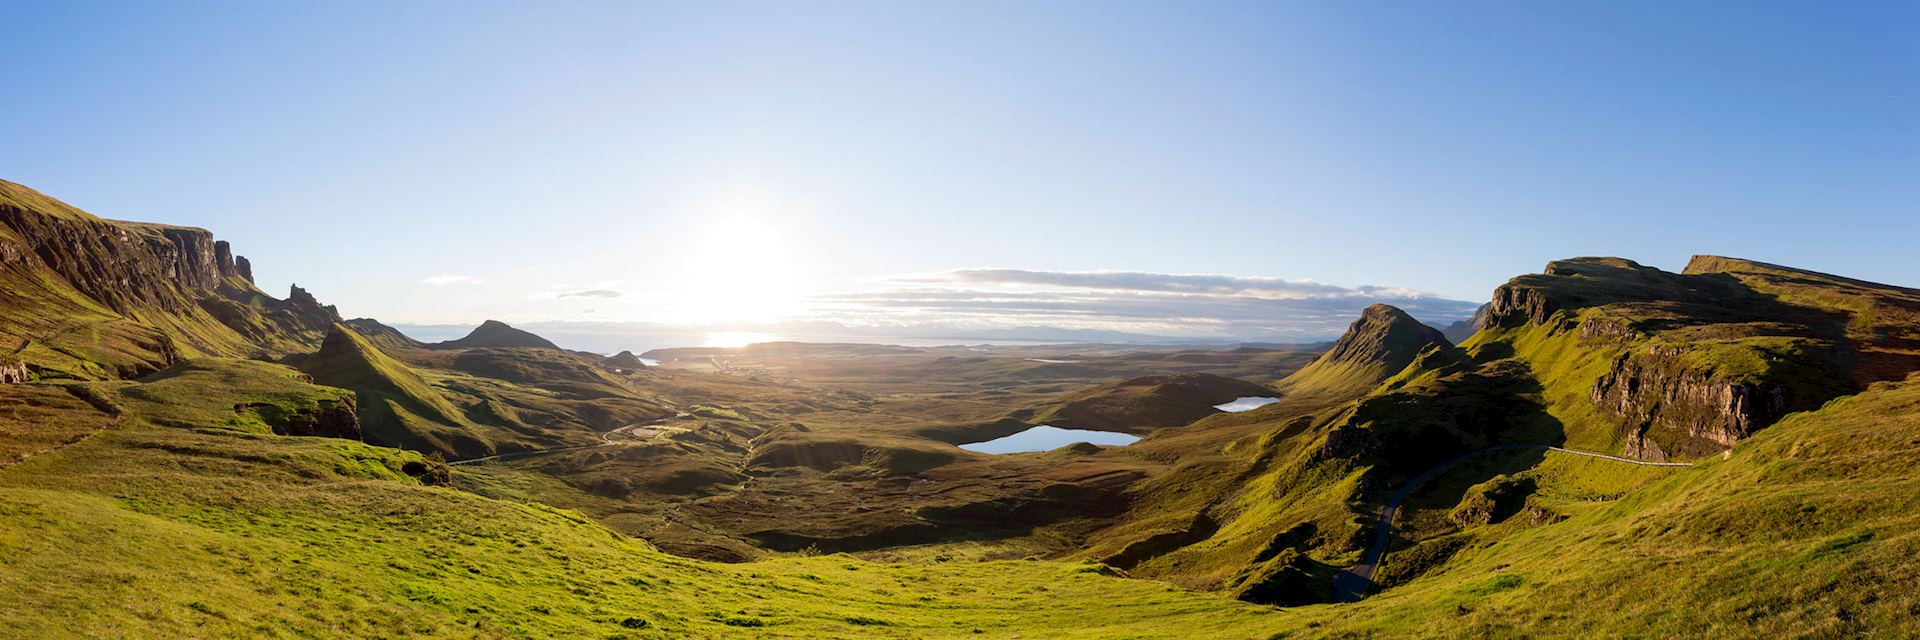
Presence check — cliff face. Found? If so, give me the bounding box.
[1478,282,1555,329]
[1470,257,1878,460]
[0,208,204,315]
[0,180,336,380]
[1591,346,1792,460]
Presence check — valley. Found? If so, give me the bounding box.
[3,178,1919,638]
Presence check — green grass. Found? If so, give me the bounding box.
[0,361,1303,638]
[26,365,1916,639]
[1279,374,1920,638]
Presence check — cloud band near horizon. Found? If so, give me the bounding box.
[801,268,1482,341]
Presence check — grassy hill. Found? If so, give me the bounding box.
[0,358,1300,639]
[1277,304,1456,399]
[434,320,562,350]
[301,324,489,456]
[1288,371,1920,637]
[6,178,1920,638]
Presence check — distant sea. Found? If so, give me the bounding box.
[387,324,1117,356]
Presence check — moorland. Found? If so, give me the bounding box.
[5,178,1920,638]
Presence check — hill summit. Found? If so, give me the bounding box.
[600,350,648,370]
[434,320,560,350]
[1277,304,1452,398]
[303,324,481,454]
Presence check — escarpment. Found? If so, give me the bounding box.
[0,180,339,380]
[0,206,210,315]
[1479,282,1556,329]
[1467,256,1906,460]
[1591,346,1794,460]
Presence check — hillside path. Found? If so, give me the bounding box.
[1330,444,1693,602]
[446,415,683,466]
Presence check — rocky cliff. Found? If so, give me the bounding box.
[1591,345,1794,460]
[1470,257,1880,459]
[0,179,337,379]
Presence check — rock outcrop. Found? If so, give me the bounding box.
[1479,279,1558,330]
[254,397,363,440]
[1466,256,1884,460]
[1592,346,1792,460]
[0,360,27,384]
[213,240,238,278]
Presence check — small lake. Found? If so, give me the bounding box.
[1214,396,1280,412]
[960,426,1140,454]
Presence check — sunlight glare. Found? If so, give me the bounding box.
[669,212,804,323]
[704,331,774,348]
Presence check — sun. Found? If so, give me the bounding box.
[667,215,804,324]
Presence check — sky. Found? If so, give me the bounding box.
[2,1,1915,344]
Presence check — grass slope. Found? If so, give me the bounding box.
[1292,373,1920,637]
[301,325,489,456]
[0,358,1298,639]
[1277,304,1452,399]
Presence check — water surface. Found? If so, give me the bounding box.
[960,426,1139,454]
[1214,396,1280,412]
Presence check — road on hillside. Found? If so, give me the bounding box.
[446,415,685,466]
[1330,444,1693,603]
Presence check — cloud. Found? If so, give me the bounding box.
[421,274,485,286]
[893,269,1433,300]
[808,268,1482,341]
[557,289,623,299]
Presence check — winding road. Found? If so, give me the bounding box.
[446,415,685,466]
[1330,444,1694,602]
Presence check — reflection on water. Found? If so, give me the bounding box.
[1214,396,1280,412]
[960,425,1140,454]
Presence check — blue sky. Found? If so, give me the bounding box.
[3,1,1914,341]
